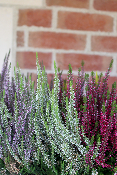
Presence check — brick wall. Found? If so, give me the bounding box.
[15,0,117,91]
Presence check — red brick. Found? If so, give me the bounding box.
[18,9,52,27]
[56,53,112,71]
[94,0,117,12]
[27,73,54,90]
[16,52,52,69]
[116,60,117,73]
[47,73,77,89]
[17,31,24,47]
[28,32,86,50]
[57,11,113,32]
[59,74,78,88]
[89,75,117,92]
[27,73,37,91]
[27,73,117,93]
[46,0,89,9]
[108,76,117,92]
[91,36,117,52]
[47,73,54,89]
[58,74,116,92]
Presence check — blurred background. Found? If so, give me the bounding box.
[0,0,117,91]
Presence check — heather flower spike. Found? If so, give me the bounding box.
[95,71,98,85]
[81,60,84,67]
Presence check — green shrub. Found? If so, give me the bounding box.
[0,51,116,175]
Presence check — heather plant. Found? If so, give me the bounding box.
[0,53,51,174]
[0,52,101,175]
[0,52,116,175]
[0,53,59,175]
[57,59,117,174]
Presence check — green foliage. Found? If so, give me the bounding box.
[0,158,5,170]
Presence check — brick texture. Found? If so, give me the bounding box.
[91,36,117,52]
[57,11,113,32]
[28,72,78,90]
[16,52,52,69]
[46,0,89,9]
[47,73,54,89]
[28,32,86,50]
[27,73,54,90]
[27,73,37,91]
[56,53,112,71]
[61,74,78,88]
[27,73,116,92]
[116,60,117,73]
[17,31,24,47]
[89,76,117,92]
[108,77,117,91]
[15,1,117,88]
[18,9,52,27]
[94,0,117,12]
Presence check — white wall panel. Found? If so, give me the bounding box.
[0,7,13,78]
[0,0,43,6]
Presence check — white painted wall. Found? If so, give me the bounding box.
[0,0,43,80]
[0,0,43,6]
[0,7,13,78]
